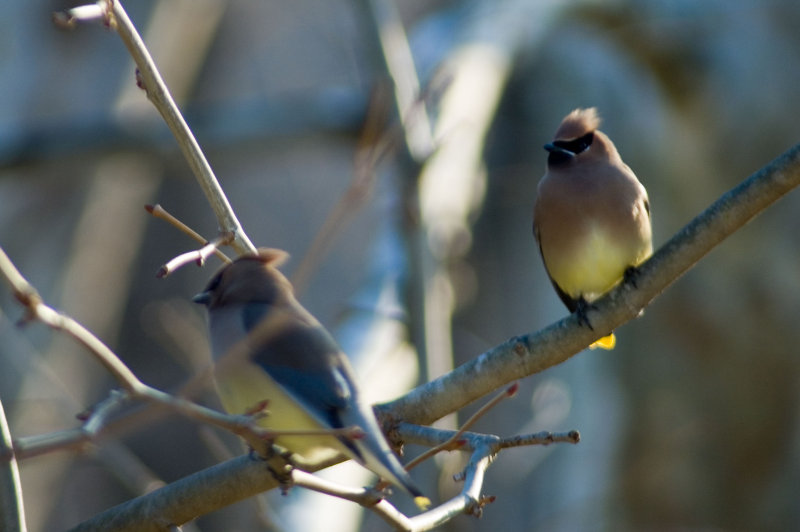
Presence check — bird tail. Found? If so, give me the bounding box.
[343,404,430,510]
[589,333,616,350]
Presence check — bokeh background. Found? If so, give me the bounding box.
[2,0,800,530]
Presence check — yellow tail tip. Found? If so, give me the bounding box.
[414,496,432,510]
[589,333,616,350]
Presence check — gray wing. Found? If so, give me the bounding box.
[242,301,360,437]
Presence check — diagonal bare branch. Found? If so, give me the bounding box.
[380,143,800,425]
[104,0,255,255]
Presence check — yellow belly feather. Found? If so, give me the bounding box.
[215,363,348,464]
[550,224,643,302]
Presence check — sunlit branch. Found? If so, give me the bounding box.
[55,0,256,255]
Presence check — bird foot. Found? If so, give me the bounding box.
[574,298,596,330]
[622,265,647,318]
[576,297,617,350]
[248,445,295,490]
[623,265,641,288]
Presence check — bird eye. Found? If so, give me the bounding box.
[575,132,594,152]
[206,272,222,293]
[554,132,594,155]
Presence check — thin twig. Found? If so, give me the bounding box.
[290,75,442,293]
[403,382,518,471]
[395,423,579,454]
[52,2,106,28]
[289,469,385,507]
[157,233,234,278]
[290,84,394,293]
[0,399,26,532]
[100,0,255,255]
[145,204,232,264]
[11,391,129,460]
[294,441,499,531]
[405,444,494,531]
[498,429,581,448]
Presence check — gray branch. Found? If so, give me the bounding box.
[380,143,800,425]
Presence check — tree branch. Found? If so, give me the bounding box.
[7,138,800,532]
[66,454,281,532]
[103,0,255,255]
[0,400,26,532]
[64,419,576,532]
[380,142,800,425]
[34,1,800,529]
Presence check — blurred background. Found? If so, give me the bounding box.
[2,0,800,530]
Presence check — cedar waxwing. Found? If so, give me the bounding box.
[194,249,429,508]
[533,108,652,349]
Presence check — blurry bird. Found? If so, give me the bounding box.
[194,249,429,508]
[533,108,652,349]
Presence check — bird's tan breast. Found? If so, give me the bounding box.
[534,165,651,301]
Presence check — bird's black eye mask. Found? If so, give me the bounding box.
[553,131,594,155]
[544,131,595,165]
[193,271,223,306]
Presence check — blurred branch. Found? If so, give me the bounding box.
[381,142,800,425]
[0,245,316,459]
[1,246,434,530]
[11,391,128,461]
[290,85,395,293]
[0,400,26,532]
[145,204,232,265]
[2,228,582,531]
[357,0,444,389]
[65,417,578,532]
[0,246,144,391]
[363,1,521,434]
[57,0,256,255]
[361,0,435,161]
[402,382,518,472]
[3,240,579,529]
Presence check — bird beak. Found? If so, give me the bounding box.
[192,291,211,305]
[543,143,575,158]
